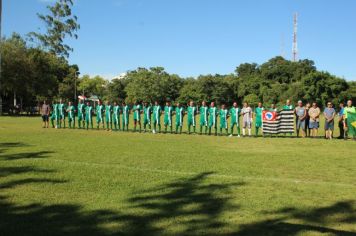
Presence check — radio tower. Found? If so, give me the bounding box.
[292,12,298,62]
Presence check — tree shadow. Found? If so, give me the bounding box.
[0,151,54,161]
[0,166,55,177]
[233,201,356,236]
[0,142,29,154]
[116,172,243,235]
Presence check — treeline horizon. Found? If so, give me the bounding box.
[1,33,356,111]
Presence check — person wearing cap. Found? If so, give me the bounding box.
[294,100,306,137]
[323,102,335,140]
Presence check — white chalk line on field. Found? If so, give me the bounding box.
[48,158,356,188]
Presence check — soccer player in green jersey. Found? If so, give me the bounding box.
[143,102,152,132]
[133,101,142,132]
[112,102,121,131]
[96,101,105,130]
[77,99,85,129]
[152,101,162,134]
[122,102,130,132]
[66,101,76,129]
[58,99,66,128]
[255,102,264,136]
[199,101,209,135]
[229,102,241,137]
[85,102,93,130]
[164,101,173,134]
[187,101,197,134]
[104,101,113,131]
[50,101,58,128]
[219,104,229,136]
[208,102,218,136]
[175,102,184,134]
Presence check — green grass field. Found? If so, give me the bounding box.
[0,116,355,235]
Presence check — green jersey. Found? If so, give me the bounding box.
[219,109,228,129]
[58,103,66,117]
[52,104,59,117]
[175,107,185,126]
[67,105,75,120]
[122,105,130,125]
[229,107,240,125]
[255,107,264,128]
[208,107,218,127]
[105,105,113,122]
[133,104,141,120]
[77,103,85,120]
[85,106,93,121]
[113,105,120,120]
[153,105,162,124]
[283,105,294,110]
[96,105,104,123]
[164,106,173,125]
[199,106,209,126]
[187,106,197,126]
[143,106,152,121]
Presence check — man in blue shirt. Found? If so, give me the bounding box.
[337,102,344,139]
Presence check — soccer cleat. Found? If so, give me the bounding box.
[229,134,233,137]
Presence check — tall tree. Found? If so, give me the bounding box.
[29,0,80,58]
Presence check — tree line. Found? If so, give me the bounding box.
[1,33,355,113]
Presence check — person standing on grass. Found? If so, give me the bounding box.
[219,104,229,136]
[77,99,85,129]
[208,102,218,136]
[255,102,264,136]
[241,102,253,137]
[41,100,50,128]
[164,101,174,134]
[143,101,152,132]
[85,101,93,130]
[295,100,306,138]
[343,100,356,140]
[50,101,58,128]
[133,101,142,132]
[96,100,105,130]
[337,102,345,139]
[304,103,311,137]
[308,102,321,138]
[104,101,113,131]
[187,101,197,134]
[113,101,121,131]
[229,102,241,137]
[152,101,162,134]
[66,101,76,129]
[58,99,66,128]
[324,102,335,140]
[122,102,130,132]
[175,102,184,134]
[199,101,209,135]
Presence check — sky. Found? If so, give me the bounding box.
[3,0,356,81]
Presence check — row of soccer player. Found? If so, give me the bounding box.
[42,99,270,136]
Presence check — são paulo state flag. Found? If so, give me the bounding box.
[262,110,277,121]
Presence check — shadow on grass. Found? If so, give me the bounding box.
[0,143,355,235]
[234,201,356,236]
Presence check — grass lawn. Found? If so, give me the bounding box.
[0,116,355,235]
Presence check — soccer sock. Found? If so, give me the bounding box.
[208,127,211,135]
[230,126,234,135]
[242,129,246,136]
[200,126,203,134]
[256,127,259,136]
[179,126,182,134]
[205,126,208,134]
[226,129,229,135]
[175,125,178,133]
[193,126,196,133]
[237,127,241,135]
[165,126,167,133]
[51,119,54,128]
[158,124,161,133]
[248,129,251,136]
[188,126,191,134]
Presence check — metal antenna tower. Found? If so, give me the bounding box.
[292,12,298,62]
